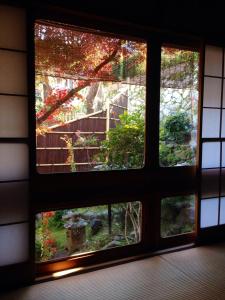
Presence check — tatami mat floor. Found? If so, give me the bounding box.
[1,242,225,300]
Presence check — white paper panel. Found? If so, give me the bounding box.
[203,77,221,108]
[0,50,27,95]
[202,108,220,138]
[201,198,219,228]
[219,197,225,224]
[0,96,28,137]
[221,110,225,137]
[204,45,223,76]
[0,144,29,181]
[0,5,26,50]
[0,223,28,266]
[202,142,220,168]
[0,182,28,225]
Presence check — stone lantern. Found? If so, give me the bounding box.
[65,218,88,254]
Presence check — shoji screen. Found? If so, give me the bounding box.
[0,5,29,268]
[201,45,225,228]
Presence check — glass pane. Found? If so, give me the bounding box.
[202,142,220,168]
[0,96,28,137]
[202,108,220,138]
[0,144,29,181]
[161,195,195,238]
[204,45,222,77]
[219,197,225,225]
[201,169,220,198]
[35,201,141,262]
[203,77,221,108]
[0,5,26,50]
[0,50,27,95]
[200,198,219,228]
[160,47,199,167]
[0,182,28,225]
[221,110,225,138]
[35,21,146,173]
[0,223,29,266]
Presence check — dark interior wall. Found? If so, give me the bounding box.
[2,0,224,42]
[23,0,225,44]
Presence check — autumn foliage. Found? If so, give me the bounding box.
[35,21,146,128]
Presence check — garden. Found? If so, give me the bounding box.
[36,202,141,262]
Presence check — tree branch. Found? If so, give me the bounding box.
[36,45,120,126]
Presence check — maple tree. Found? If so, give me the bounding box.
[35,22,146,129]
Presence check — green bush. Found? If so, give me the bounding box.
[160,112,192,144]
[97,106,145,169]
[96,109,194,168]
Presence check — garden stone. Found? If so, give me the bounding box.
[114,234,124,241]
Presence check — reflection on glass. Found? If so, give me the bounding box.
[161,195,195,238]
[35,21,146,173]
[35,202,141,262]
[160,47,199,167]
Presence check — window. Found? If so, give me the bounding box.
[35,21,146,173]
[32,15,200,277]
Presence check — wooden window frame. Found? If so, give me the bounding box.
[26,4,203,278]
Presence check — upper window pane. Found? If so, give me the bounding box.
[35,21,146,173]
[160,47,199,167]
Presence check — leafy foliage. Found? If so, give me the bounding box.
[160,112,192,144]
[96,106,145,169]
[160,112,194,167]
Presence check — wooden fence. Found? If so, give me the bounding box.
[36,93,128,173]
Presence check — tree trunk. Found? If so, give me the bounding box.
[86,82,99,114]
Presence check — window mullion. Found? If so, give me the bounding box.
[146,39,161,168]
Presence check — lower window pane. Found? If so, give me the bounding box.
[35,201,141,262]
[161,195,195,238]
